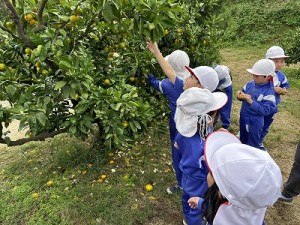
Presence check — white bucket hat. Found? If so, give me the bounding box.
[246,59,275,76]
[205,131,282,210]
[214,65,230,80]
[174,88,227,137]
[165,50,190,80]
[185,66,219,92]
[266,46,289,59]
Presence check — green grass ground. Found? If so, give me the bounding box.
[1,46,300,225]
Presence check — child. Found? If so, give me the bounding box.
[174,88,228,225]
[147,50,190,194]
[146,41,219,194]
[236,59,277,149]
[260,46,290,149]
[278,141,300,204]
[146,41,219,94]
[188,131,282,225]
[213,65,233,130]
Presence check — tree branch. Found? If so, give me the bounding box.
[33,0,48,33]
[0,24,18,39]
[3,0,35,48]
[0,128,67,146]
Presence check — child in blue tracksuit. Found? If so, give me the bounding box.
[146,41,219,194]
[213,65,233,130]
[174,88,227,225]
[259,46,290,149]
[148,50,190,192]
[237,59,277,149]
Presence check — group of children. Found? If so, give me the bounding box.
[146,40,290,225]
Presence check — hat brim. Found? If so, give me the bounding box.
[246,69,274,76]
[268,55,290,59]
[211,92,228,112]
[175,107,198,137]
[204,131,241,172]
[185,66,195,75]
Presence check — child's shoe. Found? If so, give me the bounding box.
[277,193,293,205]
[166,184,181,194]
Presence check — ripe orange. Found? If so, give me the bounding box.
[145,184,153,192]
[0,63,6,71]
[46,180,54,186]
[104,79,111,86]
[122,121,129,128]
[129,76,136,82]
[70,15,79,23]
[24,14,33,21]
[25,48,32,55]
[29,19,37,26]
[32,192,39,198]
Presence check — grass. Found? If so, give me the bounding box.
[0,133,182,225]
[1,45,300,225]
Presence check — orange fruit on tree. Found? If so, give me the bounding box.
[24,14,33,21]
[0,63,6,71]
[25,48,32,55]
[104,79,111,86]
[29,19,37,26]
[70,15,79,23]
[129,76,136,82]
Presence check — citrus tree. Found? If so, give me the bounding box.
[0,0,223,150]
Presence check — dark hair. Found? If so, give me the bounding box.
[202,182,227,224]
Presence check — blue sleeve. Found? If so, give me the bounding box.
[279,73,290,90]
[147,74,163,93]
[197,198,205,210]
[174,77,184,95]
[248,93,277,116]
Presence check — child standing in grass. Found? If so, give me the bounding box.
[259,46,290,149]
[213,65,233,130]
[174,88,227,225]
[188,131,282,225]
[146,41,219,195]
[236,59,277,149]
[147,50,190,194]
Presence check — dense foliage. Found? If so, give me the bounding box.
[222,0,300,47]
[0,0,224,150]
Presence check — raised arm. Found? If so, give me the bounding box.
[146,41,177,84]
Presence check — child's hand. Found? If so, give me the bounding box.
[242,93,253,104]
[146,40,159,54]
[188,197,200,209]
[274,86,287,95]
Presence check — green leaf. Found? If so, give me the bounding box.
[133,121,141,129]
[5,85,16,98]
[110,103,122,111]
[54,81,67,90]
[102,3,114,23]
[36,112,47,126]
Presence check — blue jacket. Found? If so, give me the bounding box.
[176,132,208,196]
[240,81,277,117]
[147,74,181,120]
[274,70,289,105]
